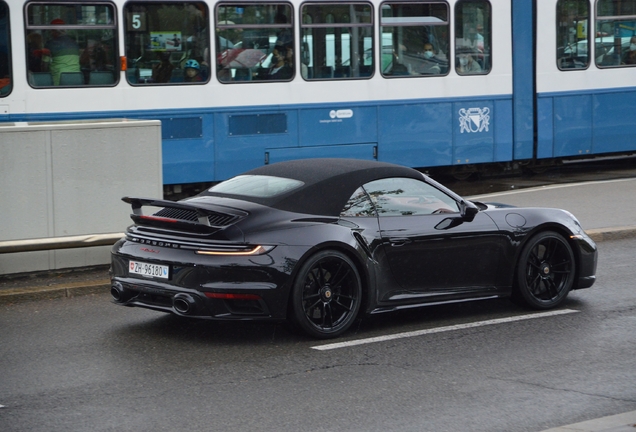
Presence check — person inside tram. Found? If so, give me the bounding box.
[151,51,174,83]
[266,41,293,80]
[418,42,443,75]
[45,19,80,85]
[471,25,485,53]
[622,36,636,65]
[268,12,294,77]
[456,46,482,75]
[27,32,51,73]
[184,59,203,82]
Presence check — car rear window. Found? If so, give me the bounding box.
[208,175,304,198]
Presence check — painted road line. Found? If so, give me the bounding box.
[469,177,636,200]
[312,309,579,351]
[539,410,636,432]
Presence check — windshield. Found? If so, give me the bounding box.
[208,175,304,198]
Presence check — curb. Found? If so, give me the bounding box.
[586,226,636,242]
[0,279,110,305]
[1,226,636,305]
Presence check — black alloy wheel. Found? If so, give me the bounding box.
[291,250,362,339]
[514,231,575,309]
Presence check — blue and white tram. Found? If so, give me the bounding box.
[0,0,634,189]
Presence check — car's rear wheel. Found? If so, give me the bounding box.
[290,250,362,339]
[514,231,575,309]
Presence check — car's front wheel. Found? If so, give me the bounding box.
[290,250,362,339]
[514,231,575,309]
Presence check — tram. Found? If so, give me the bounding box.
[1,0,635,191]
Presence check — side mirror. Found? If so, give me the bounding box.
[435,200,479,230]
[460,200,479,222]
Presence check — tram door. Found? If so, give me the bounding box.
[376,1,516,175]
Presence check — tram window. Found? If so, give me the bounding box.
[0,1,10,97]
[454,1,491,75]
[595,0,636,68]
[380,2,449,77]
[124,2,210,85]
[556,0,590,70]
[300,3,374,80]
[25,3,118,87]
[216,3,293,83]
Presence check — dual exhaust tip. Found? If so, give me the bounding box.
[172,293,199,315]
[110,283,134,303]
[111,283,199,315]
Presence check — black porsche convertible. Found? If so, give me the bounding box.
[110,158,597,338]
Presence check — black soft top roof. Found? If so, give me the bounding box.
[207,158,425,216]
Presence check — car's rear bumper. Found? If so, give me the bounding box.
[110,239,299,320]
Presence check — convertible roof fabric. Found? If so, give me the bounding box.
[210,158,425,216]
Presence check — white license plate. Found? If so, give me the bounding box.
[129,260,169,279]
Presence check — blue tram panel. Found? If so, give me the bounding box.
[538,88,636,160]
[267,143,377,164]
[593,89,636,154]
[208,98,515,179]
[378,103,453,168]
[537,94,594,159]
[136,114,215,185]
[214,111,298,180]
[299,107,377,146]
[453,101,494,165]
[265,107,379,164]
[553,95,593,158]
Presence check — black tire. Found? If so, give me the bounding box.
[290,250,362,339]
[514,231,575,309]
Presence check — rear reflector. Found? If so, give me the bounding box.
[139,215,178,223]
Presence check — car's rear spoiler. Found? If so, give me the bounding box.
[123,197,244,232]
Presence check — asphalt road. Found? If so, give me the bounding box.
[1,238,635,432]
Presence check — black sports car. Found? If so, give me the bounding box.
[110,159,597,338]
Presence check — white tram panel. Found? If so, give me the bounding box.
[536,0,636,94]
[8,0,513,116]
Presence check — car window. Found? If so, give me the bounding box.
[300,2,374,80]
[455,0,492,75]
[216,3,294,83]
[26,2,118,87]
[124,2,210,85]
[208,175,303,197]
[556,0,590,70]
[362,177,459,216]
[380,2,450,77]
[595,0,636,68]
[341,187,376,217]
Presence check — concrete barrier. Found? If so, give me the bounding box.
[0,119,162,275]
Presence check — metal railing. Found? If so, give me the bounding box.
[0,233,125,254]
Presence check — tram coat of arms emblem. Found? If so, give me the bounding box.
[459,107,490,133]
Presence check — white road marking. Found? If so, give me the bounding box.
[311,309,579,351]
[469,177,636,200]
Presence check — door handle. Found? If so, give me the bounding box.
[389,238,411,247]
